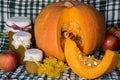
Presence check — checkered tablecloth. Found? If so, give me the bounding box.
[0,0,120,80]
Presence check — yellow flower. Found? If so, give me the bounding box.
[44,56,57,64]
[116,52,120,67]
[37,56,67,78]
[58,61,67,71]
[38,65,44,75]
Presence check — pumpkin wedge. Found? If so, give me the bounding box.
[65,38,118,79]
[35,1,106,61]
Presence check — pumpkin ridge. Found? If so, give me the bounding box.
[76,5,105,54]
[35,6,66,60]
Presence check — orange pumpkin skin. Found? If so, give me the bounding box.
[34,1,106,61]
[65,38,118,79]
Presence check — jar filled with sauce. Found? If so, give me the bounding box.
[24,49,43,73]
[12,31,32,64]
[5,16,32,51]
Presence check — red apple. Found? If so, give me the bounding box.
[101,33,119,51]
[109,26,120,39]
[113,29,120,39]
[0,51,18,72]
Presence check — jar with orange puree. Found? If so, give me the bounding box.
[24,49,43,74]
[12,31,32,64]
[5,16,32,51]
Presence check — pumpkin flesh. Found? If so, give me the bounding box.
[59,4,106,55]
[65,38,118,79]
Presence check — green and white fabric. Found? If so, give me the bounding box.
[0,0,120,79]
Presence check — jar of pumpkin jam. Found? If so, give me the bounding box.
[5,16,32,51]
[24,49,43,74]
[12,31,32,64]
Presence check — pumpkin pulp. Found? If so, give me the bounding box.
[59,4,106,55]
[58,1,106,57]
[65,38,118,79]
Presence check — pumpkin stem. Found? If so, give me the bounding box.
[64,1,74,8]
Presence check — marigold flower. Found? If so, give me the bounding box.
[38,56,67,78]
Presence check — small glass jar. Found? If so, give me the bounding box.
[12,31,32,64]
[5,16,32,51]
[24,49,43,74]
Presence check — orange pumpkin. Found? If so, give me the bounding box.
[65,38,118,79]
[34,1,106,61]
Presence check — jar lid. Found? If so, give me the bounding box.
[24,48,43,62]
[13,31,32,40]
[5,16,32,32]
[12,31,32,49]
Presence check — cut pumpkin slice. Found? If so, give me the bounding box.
[65,38,118,79]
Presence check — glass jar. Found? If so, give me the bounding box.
[24,49,43,74]
[5,16,32,51]
[12,31,32,64]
